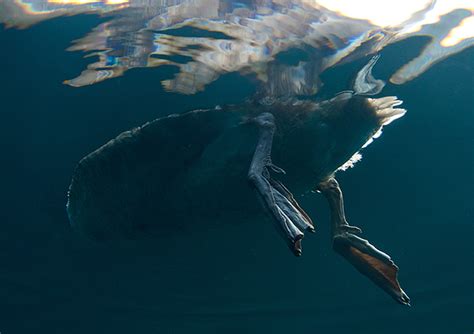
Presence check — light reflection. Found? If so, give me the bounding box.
[315,0,434,27]
[390,8,473,84]
[1,0,473,93]
[46,0,129,4]
[441,16,474,47]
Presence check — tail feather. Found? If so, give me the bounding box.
[369,96,407,126]
[358,96,406,150]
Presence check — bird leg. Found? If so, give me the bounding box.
[247,113,314,256]
[317,177,411,305]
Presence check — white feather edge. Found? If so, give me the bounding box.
[338,96,406,172]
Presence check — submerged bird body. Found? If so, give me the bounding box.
[67,94,394,239]
[67,59,411,306]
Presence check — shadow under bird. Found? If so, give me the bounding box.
[67,57,410,306]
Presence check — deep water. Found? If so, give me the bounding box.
[1,15,473,334]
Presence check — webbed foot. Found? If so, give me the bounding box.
[248,113,314,256]
[317,178,410,306]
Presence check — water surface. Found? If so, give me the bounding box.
[0,8,473,334]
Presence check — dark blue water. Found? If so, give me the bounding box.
[1,15,473,333]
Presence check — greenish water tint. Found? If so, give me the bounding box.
[0,15,473,333]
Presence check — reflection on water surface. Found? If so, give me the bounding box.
[1,1,473,95]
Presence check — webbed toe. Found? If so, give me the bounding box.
[333,232,410,306]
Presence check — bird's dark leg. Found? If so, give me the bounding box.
[317,178,411,305]
[247,113,314,256]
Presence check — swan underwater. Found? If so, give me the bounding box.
[66,57,410,306]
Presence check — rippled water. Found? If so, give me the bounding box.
[1,0,473,94]
[1,1,473,333]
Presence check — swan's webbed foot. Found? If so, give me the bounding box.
[317,178,410,306]
[247,113,314,256]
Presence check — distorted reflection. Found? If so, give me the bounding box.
[1,0,473,95]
